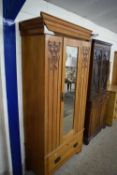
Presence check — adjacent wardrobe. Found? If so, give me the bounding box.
[19,12,92,175]
[84,39,112,144]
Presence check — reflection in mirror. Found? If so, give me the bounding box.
[64,46,78,134]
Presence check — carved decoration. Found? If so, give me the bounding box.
[91,48,110,99]
[48,41,61,70]
[82,47,90,68]
[91,48,102,98]
[101,50,110,90]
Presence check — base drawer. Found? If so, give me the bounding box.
[46,131,83,173]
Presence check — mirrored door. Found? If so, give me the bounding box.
[63,46,78,134]
[61,38,81,140]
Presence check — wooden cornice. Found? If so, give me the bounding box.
[19,12,92,40]
[93,39,112,46]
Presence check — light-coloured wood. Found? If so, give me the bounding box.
[46,130,83,174]
[45,35,63,154]
[19,12,92,40]
[41,12,91,40]
[60,38,91,144]
[49,145,82,175]
[105,85,117,125]
[22,35,45,175]
[20,12,91,175]
[107,84,117,92]
[105,92,116,125]
[76,41,91,132]
[60,38,82,144]
[112,52,117,85]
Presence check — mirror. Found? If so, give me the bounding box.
[63,46,78,134]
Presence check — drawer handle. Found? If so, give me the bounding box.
[73,142,78,148]
[54,156,61,164]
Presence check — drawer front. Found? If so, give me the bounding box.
[47,144,68,171]
[106,92,116,119]
[115,94,117,107]
[114,107,117,119]
[115,94,117,103]
[68,133,83,153]
[113,93,117,119]
[46,131,83,172]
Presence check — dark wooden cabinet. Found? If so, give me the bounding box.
[84,39,112,144]
[19,12,92,175]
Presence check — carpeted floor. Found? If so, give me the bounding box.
[55,120,117,175]
[26,120,117,175]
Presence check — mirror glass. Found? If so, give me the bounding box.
[63,46,78,134]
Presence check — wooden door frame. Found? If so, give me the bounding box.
[60,37,82,144]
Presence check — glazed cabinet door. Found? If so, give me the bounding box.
[100,48,110,91]
[60,38,91,143]
[90,46,102,99]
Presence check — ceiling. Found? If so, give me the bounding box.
[45,0,117,33]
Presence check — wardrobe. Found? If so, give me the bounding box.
[19,12,92,175]
[84,39,112,144]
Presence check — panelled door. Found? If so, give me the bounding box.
[90,45,102,99]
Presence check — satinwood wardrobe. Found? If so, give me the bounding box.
[19,12,92,175]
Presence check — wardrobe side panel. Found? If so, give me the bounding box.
[22,35,45,174]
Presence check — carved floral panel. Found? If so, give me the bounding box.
[48,40,61,70]
[82,47,90,68]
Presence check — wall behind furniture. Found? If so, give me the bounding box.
[0,65,9,175]
[0,1,13,174]
[0,30,12,175]
[15,0,117,170]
